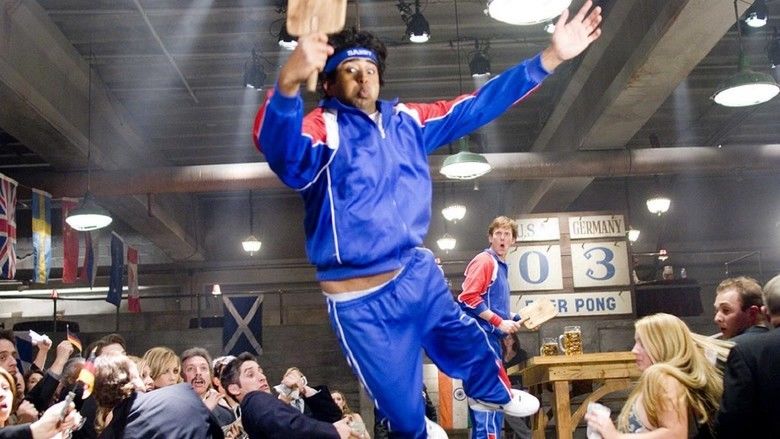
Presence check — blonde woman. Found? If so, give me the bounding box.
[586,313,727,438]
[141,347,181,389]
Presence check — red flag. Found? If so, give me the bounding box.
[127,246,140,313]
[61,198,79,283]
[0,173,18,280]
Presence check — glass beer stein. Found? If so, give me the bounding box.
[539,337,560,356]
[558,325,583,355]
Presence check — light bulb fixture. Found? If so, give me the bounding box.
[211,284,222,296]
[646,196,671,215]
[627,227,640,243]
[66,62,112,232]
[243,49,268,90]
[399,0,430,43]
[440,137,492,180]
[744,0,768,28]
[442,204,467,222]
[544,21,556,34]
[657,249,669,262]
[486,0,571,25]
[437,233,456,251]
[469,41,491,78]
[712,2,779,106]
[278,24,298,50]
[243,190,262,255]
[66,192,113,231]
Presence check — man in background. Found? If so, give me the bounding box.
[713,276,768,342]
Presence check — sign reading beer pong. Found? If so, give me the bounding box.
[514,291,632,316]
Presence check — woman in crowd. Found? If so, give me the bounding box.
[23,370,43,395]
[331,390,364,428]
[141,347,181,389]
[128,356,153,393]
[585,313,725,438]
[0,366,81,438]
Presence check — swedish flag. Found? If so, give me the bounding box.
[32,189,51,284]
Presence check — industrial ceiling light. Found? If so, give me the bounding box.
[627,226,640,243]
[486,0,571,25]
[544,21,556,34]
[440,138,492,180]
[278,24,298,50]
[469,42,491,78]
[442,204,467,222]
[744,0,768,28]
[657,249,669,262]
[407,1,430,43]
[66,62,112,232]
[712,1,779,106]
[646,196,671,215]
[211,284,222,296]
[437,233,457,251]
[242,191,262,255]
[243,49,268,90]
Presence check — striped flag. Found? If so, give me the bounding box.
[106,232,124,307]
[79,231,98,288]
[127,245,140,312]
[66,324,83,353]
[32,189,52,284]
[61,198,80,284]
[423,363,469,430]
[0,173,18,279]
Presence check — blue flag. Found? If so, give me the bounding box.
[106,232,124,307]
[223,295,263,356]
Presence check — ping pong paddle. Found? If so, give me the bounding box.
[518,299,558,329]
[286,0,348,91]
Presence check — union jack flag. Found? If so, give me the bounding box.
[0,173,18,279]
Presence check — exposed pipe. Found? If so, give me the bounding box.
[21,145,780,197]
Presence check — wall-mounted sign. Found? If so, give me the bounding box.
[517,217,560,242]
[571,241,630,288]
[507,245,563,291]
[568,215,626,239]
[514,290,632,316]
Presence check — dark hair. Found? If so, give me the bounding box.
[86,333,127,357]
[93,355,135,411]
[219,352,257,398]
[322,27,388,93]
[0,329,16,346]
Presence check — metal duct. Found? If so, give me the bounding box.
[20,145,780,197]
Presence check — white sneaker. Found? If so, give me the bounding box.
[425,417,449,439]
[467,388,540,418]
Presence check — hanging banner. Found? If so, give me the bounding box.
[571,241,630,288]
[568,215,626,239]
[106,232,125,307]
[507,245,563,291]
[423,363,469,430]
[61,198,80,284]
[32,189,52,284]
[0,173,18,279]
[223,295,263,356]
[127,246,140,312]
[514,291,633,316]
[516,217,560,242]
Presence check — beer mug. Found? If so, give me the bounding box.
[558,325,583,355]
[539,337,560,356]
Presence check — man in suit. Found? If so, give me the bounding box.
[716,273,780,437]
[220,353,355,439]
[275,367,342,423]
[712,276,769,343]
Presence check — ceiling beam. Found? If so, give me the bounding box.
[0,0,202,261]
[507,0,752,214]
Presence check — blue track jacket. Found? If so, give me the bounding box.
[254,53,550,281]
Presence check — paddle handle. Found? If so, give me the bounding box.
[306,16,319,92]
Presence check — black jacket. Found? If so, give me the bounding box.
[240,391,338,439]
[716,328,780,438]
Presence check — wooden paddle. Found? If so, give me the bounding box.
[517,299,558,329]
[286,0,348,91]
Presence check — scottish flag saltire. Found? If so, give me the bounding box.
[79,231,98,288]
[32,189,52,284]
[223,295,263,356]
[0,173,18,279]
[106,232,124,307]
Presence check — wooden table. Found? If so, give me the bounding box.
[507,352,640,439]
